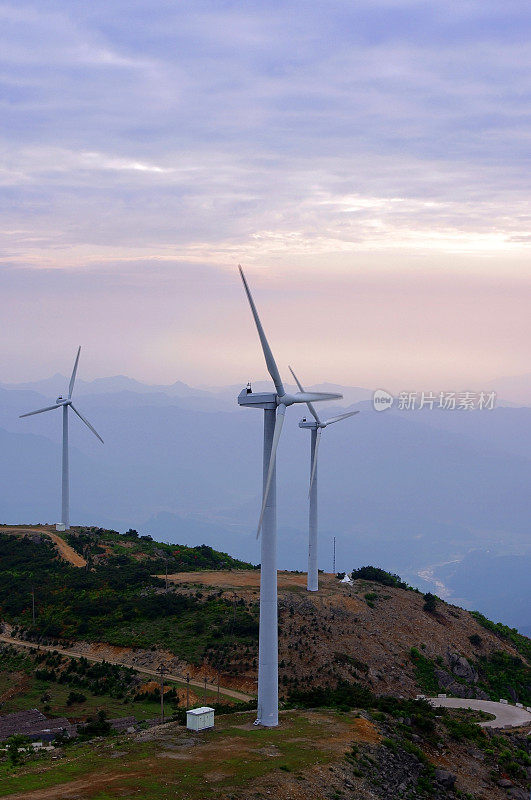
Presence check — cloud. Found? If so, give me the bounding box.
[0,0,529,383]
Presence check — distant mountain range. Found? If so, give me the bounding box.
[0,373,529,630]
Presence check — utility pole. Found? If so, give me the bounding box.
[333,537,336,575]
[156,664,167,724]
[164,557,168,591]
[186,673,190,709]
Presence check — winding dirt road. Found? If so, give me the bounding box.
[0,527,86,567]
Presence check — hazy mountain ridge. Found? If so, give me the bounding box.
[0,377,529,630]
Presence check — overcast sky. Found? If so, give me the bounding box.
[1,0,529,390]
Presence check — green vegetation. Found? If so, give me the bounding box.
[287,680,439,729]
[6,734,30,766]
[364,591,378,608]
[287,681,374,711]
[443,715,488,746]
[422,592,438,614]
[66,527,256,573]
[350,566,411,590]
[0,531,258,667]
[475,650,531,706]
[471,611,531,660]
[0,711,352,799]
[409,647,439,694]
[79,709,111,739]
[409,645,531,704]
[333,653,369,674]
[0,645,171,721]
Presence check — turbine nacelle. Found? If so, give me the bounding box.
[56,396,71,406]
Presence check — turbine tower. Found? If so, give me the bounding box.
[237,266,342,727]
[289,366,358,592]
[20,347,103,530]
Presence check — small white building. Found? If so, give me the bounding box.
[186,707,215,732]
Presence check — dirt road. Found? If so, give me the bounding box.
[0,526,86,567]
[0,634,253,702]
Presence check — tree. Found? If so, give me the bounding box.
[423,592,438,614]
[6,734,30,766]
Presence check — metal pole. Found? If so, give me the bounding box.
[157,665,166,724]
[333,536,336,574]
[256,408,278,727]
[62,405,69,529]
[307,428,318,591]
[186,674,190,709]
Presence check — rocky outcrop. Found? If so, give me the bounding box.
[434,769,457,789]
[447,651,478,683]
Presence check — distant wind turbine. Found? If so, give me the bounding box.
[19,347,103,530]
[290,366,358,592]
[237,266,341,727]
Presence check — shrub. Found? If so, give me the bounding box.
[66,690,87,706]
[410,647,439,694]
[423,593,438,614]
[5,734,30,766]
[80,710,111,738]
[351,566,409,589]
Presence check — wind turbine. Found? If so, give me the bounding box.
[289,366,358,592]
[19,347,103,531]
[237,266,342,727]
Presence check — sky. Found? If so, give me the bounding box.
[1,0,530,390]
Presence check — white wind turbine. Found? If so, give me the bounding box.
[20,347,103,531]
[237,266,342,727]
[289,366,358,592]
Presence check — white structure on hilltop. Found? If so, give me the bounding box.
[186,707,215,731]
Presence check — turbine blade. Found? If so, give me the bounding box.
[288,365,321,424]
[323,411,359,426]
[309,428,321,496]
[20,404,61,418]
[68,346,81,398]
[257,404,286,538]
[239,266,285,397]
[70,404,104,443]
[292,391,342,404]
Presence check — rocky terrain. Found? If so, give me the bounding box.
[163,571,530,706]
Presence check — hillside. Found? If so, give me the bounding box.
[1,379,529,633]
[2,705,530,799]
[0,530,530,799]
[1,530,529,707]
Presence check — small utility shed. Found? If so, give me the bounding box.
[186,707,214,731]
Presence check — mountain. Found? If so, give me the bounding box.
[1,530,529,799]
[0,377,529,630]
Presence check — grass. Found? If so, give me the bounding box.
[1,674,166,720]
[409,647,439,694]
[0,710,354,799]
